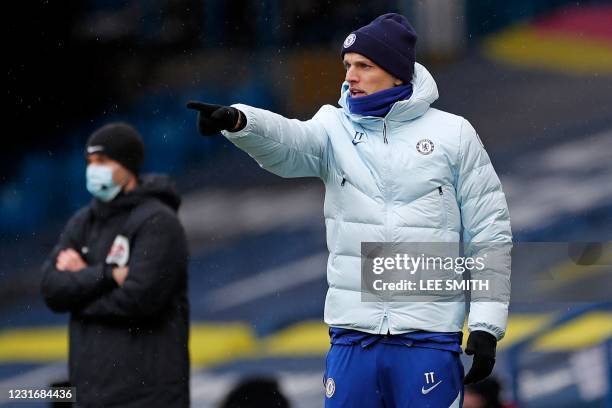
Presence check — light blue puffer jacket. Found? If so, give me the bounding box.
[222,63,512,340]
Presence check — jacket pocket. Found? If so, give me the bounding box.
[438,186,448,230]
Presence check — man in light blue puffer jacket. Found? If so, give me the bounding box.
[189,13,511,408]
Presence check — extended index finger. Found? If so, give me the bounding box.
[186,101,220,114]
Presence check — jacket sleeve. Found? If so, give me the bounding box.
[220,104,330,178]
[77,211,188,319]
[455,119,512,341]
[40,209,113,313]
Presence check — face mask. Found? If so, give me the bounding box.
[86,164,122,202]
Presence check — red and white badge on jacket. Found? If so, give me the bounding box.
[106,235,130,267]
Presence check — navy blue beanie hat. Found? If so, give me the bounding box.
[341,13,417,84]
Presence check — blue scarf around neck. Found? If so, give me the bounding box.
[348,84,413,117]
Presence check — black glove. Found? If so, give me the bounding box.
[186,101,245,136]
[464,331,497,384]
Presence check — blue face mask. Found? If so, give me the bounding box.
[86,164,122,202]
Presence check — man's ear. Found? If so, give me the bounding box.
[393,78,403,86]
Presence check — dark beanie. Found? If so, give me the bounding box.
[341,13,417,84]
[85,122,145,176]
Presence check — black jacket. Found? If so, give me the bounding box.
[41,175,189,407]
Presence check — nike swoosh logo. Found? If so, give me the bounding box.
[421,380,443,395]
[87,145,104,153]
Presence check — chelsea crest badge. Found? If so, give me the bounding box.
[416,139,435,155]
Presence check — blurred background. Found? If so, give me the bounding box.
[3,0,612,406]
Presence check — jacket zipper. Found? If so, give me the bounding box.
[383,121,388,144]
[381,308,389,334]
[382,119,390,333]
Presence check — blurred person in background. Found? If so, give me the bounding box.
[40,123,190,407]
[463,377,517,408]
[219,377,290,408]
[188,12,511,408]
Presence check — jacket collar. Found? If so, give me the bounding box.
[339,62,439,124]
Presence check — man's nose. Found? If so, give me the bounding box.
[345,67,358,83]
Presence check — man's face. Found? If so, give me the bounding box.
[86,153,132,186]
[343,52,402,97]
